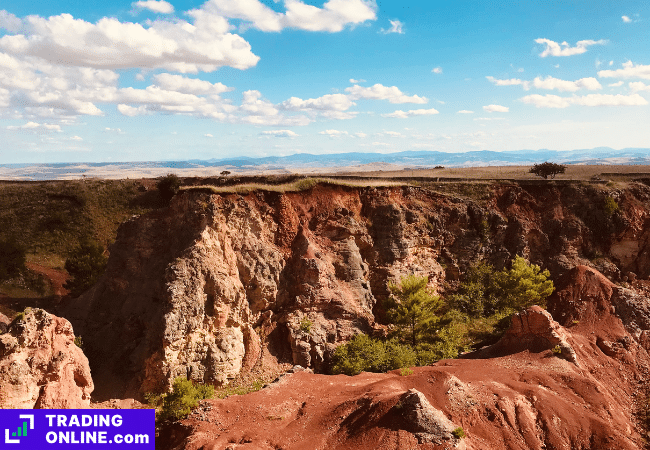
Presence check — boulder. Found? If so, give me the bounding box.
[0,308,93,408]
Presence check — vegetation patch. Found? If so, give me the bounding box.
[332,257,555,374]
[156,377,214,422]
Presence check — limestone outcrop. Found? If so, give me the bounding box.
[0,308,93,408]
[61,181,650,401]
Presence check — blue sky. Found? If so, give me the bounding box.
[0,0,649,163]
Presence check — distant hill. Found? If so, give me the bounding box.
[2,147,650,180]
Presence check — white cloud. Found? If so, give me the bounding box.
[283,0,377,32]
[205,133,213,138]
[598,61,650,80]
[105,127,124,134]
[609,81,624,87]
[483,104,509,113]
[486,76,530,90]
[354,132,367,138]
[622,15,632,23]
[345,83,427,104]
[0,12,259,73]
[381,108,439,118]
[383,131,403,137]
[153,73,232,95]
[457,110,474,114]
[533,76,602,92]
[7,121,62,133]
[280,93,354,112]
[535,38,607,57]
[133,0,174,14]
[432,67,442,74]
[117,104,149,116]
[261,130,299,137]
[349,78,366,83]
[319,129,348,136]
[202,0,376,33]
[0,10,22,32]
[520,93,648,108]
[380,19,404,34]
[629,82,650,92]
[69,135,83,141]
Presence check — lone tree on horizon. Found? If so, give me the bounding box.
[529,162,567,179]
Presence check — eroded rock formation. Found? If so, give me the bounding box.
[0,308,93,408]
[61,181,650,402]
[162,266,650,449]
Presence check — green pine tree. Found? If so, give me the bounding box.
[385,275,444,347]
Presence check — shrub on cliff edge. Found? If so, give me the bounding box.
[158,377,214,421]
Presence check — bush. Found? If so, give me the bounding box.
[157,174,181,204]
[299,318,312,333]
[452,427,466,439]
[603,196,619,217]
[158,377,214,421]
[330,334,417,376]
[0,239,26,281]
[64,240,108,297]
[529,162,566,179]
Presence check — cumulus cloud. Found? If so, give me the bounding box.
[432,67,442,74]
[204,133,213,138]
[319,129,348,136]
[608,81,624,87]
[598,61,650,80]
[622,15,632,23]
[535,38,607,57]
[261,130,299,137]
[629,82,650,92]
[0,12,259,73]
[349,78,366,83]
[380,19,404,34]
[520,93,648,108]
[486,76,530,90]
[7,121,62,133]
[345,84,427,104]
[483,104,509,112]
[153,73,232,95]
[381,108,439,118]
[117,104,149,116]
[133,0,174,14]
[280,93,354,112]
[0,10,22,32]
[383,131,403,137]
[457,110,474,114]
[199,0,376,33]
[69,135,83,141]
[533,76,602,92]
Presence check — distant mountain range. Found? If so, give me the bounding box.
[202,147,650,168]
[2,147,650,180]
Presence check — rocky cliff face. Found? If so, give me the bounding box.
[0,308,93,408]
[63,181,650,401]
[161,265,650,450]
